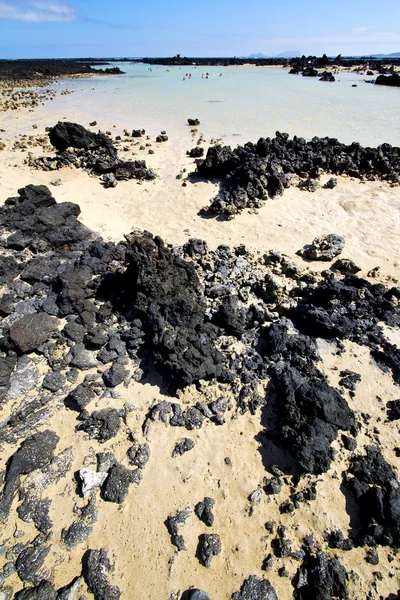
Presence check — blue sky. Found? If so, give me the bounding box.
[1,0,400,58]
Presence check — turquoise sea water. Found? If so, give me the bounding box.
[31,62,400,147]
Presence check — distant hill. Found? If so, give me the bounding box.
[275,51,302,58]
[240,51,302,59]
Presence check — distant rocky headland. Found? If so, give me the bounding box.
[0,59,124,84]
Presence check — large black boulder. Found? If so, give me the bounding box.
[119,232,225,387]
[49,121,116,156]
[267,363,354,474]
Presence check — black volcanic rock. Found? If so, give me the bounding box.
[119,232,225,387]
[232,575,278,600]
[195,497,215,526]
[0,430,59,520]
[102,463,142,504]
[342,446,400,547]
[83,549,121,600]
[77,408,121,443]
[0,184,94,251]
[195,132,400,217]
[266,363,354,474]
[197,533,221,567]
[14,580,57,600]
[297,234,345,261]
[375,73,400,87]
[319,71,335,82]
[295,551,349,599]
[32,123,156,185]
[10,313,60,353]
[49,121,116,155]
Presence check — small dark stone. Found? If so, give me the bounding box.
[172,438,195,457]
[194,497,215,527]
[197,533,221,567]
[103,363,129,388]
[342,434,357,451]
[232,575,278,600]
[365,548,379,565]
[387,399,400,421]
[127,443,150,468]
[102,463,142,504]
[77,408,120,443]
[10,313,59,352]
[165,507,191,551]
[42,371,65,392]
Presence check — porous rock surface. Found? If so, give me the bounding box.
[195,132,399,216]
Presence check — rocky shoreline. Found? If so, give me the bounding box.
[0,61,124,113]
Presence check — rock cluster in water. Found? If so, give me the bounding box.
[375,73,400,87]
[194,132,399,217]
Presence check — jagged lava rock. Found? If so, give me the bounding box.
[82,549,121,600]
[297,234,345,261]
[0,430,59,519]
[232,575,278,600]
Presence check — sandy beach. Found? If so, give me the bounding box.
[0,68,400,600]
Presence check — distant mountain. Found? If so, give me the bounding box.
[240,51,302,59]
[387,52,400,57]
[275,51,302,58]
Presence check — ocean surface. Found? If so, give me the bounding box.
[15,62,400,147]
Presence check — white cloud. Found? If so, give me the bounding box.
[0,0,76,21]
[353,26,369,34]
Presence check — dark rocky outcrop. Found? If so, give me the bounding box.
[375,73,400,87]
[342,446,400,547]
[32,122,156,185]
[49,122,116,155]
[258,322,355,474]
[319,71,336,82]
[0,184,94,251]
[195,132,399,217]
[119,232,225,387]
[295,551,349,599]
